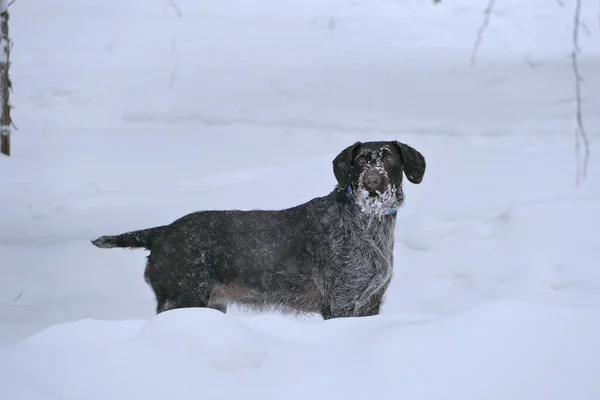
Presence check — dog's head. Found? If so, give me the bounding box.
[333,140,426,218]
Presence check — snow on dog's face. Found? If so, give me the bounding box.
[333,140,426,218]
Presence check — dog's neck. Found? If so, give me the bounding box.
[345,185,398,218]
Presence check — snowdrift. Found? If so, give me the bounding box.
[1,301,600,400]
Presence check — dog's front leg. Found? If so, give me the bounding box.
[352,291,385,317]
[352,275,392,318]
[322,283,365,320]
[322,301,355,320]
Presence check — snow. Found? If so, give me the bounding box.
[2,303,600,400]
[1,0,600,399]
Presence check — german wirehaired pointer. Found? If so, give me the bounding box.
[91,140,426,319]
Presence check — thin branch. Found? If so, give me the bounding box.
[166,0,182,18]
[169,36,177,55]
[168,37,178,90]
[571,0,590,185]
[13,289,24,302]
[580,21,591,37]
[470,0,496,68]
[168,62,178,90]
[7,0,15,6]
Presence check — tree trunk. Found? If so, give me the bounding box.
[0,0,12,157]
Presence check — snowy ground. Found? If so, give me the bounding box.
[1,0,600,399]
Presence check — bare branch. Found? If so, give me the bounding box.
[7,0,14,6]
[580,21,591,37]
[571,0,590,185]
[169,37,177,55]
[13,289,24,302]
[470,0,496,68]
[166,0,182,18]
[168,37,178,90]
[168,62,178,90]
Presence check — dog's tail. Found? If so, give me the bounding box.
[91,227,165,250]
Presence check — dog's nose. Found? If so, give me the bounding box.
[363,171,382,189]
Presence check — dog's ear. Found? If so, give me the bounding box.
[393,141,426,184]
[333,141,361,189]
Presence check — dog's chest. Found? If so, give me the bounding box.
[342,221,395,273]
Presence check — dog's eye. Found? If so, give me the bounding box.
[357,157,368,165]
[383,155,394,163]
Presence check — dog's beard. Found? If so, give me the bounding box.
[354,179,403,221]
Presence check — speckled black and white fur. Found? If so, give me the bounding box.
[91,140,426,320]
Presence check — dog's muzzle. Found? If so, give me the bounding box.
[361,168,389,195]
[353,167,400,219]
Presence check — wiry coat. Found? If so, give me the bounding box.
[91,140,426,319]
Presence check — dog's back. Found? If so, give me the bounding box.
[92,195,335,315]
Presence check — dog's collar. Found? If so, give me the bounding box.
[346,185,397,216]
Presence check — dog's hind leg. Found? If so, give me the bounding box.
[207,299,228,313]
[156,296,177,314]
[155,289,212,314]
[153,277,216,314]
[146,252,220,314]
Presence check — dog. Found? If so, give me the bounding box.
[91,140,426,319]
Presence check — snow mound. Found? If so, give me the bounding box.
[388,199,600,314]
[395,213,452,251]
[131,307,270,372]
[1,301,599,400]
